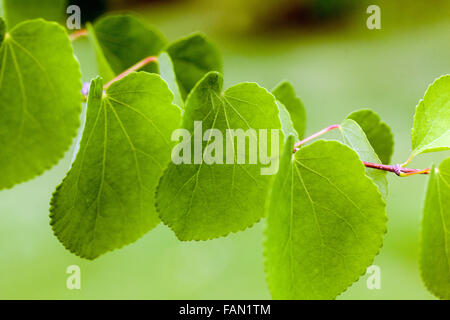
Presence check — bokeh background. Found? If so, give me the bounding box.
[1,0,449,299]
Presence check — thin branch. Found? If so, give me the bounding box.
[293,124,340,151]
[293,124,430,177]
[70,29,88,41]
[103,56,158,89]
[363,161,430,176]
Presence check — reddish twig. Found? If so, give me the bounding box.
[103,56,158,90]
[363,162,430,176]
[293,124,340,151]
[293,124,430,177]
[70,29,88,41]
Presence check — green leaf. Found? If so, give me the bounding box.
[420,158,450,300]
[1,0,66,29]
[0,19,81,189]
[411,75,450,156]
[156,72,283,241]
[50,73,181,259]
[166,33,223,100]
[89,14,166,81]
[264,138,386,299]
[340,119,388,199]
[159,52,184,110]
[347,109,394,164]
[272,81,306,139]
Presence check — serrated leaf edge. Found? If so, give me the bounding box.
[0,19,82,190]
[263,139,387,300]
[155,72,282,241]
[49,73,178,259]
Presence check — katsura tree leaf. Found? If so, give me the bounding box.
[166,33,223,100]
[420,158,450,300]
[0,19,81,189]
[159,52,184,110]
[347,109,394,164]
[50,73,181,259]
[264,138,387,299]
[411,75,450,156]
[272,81,306,139]
[88,14,166,81]
[156,71,283,241]
[340,119,388,199]
[1,0,66,29]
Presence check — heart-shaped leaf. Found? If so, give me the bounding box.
[264,138,386,299]
[50,73,181,259]
[0,18,81,189]
[156,72,283,241]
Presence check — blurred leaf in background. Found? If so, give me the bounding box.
[68,0,108,24]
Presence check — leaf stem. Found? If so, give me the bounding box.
[103,56,158,90]
[70,29,88,41]
[293,124,341,151]
[401,153,414,167]
[293,124,429,177]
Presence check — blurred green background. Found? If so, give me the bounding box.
[1,0,449,299]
